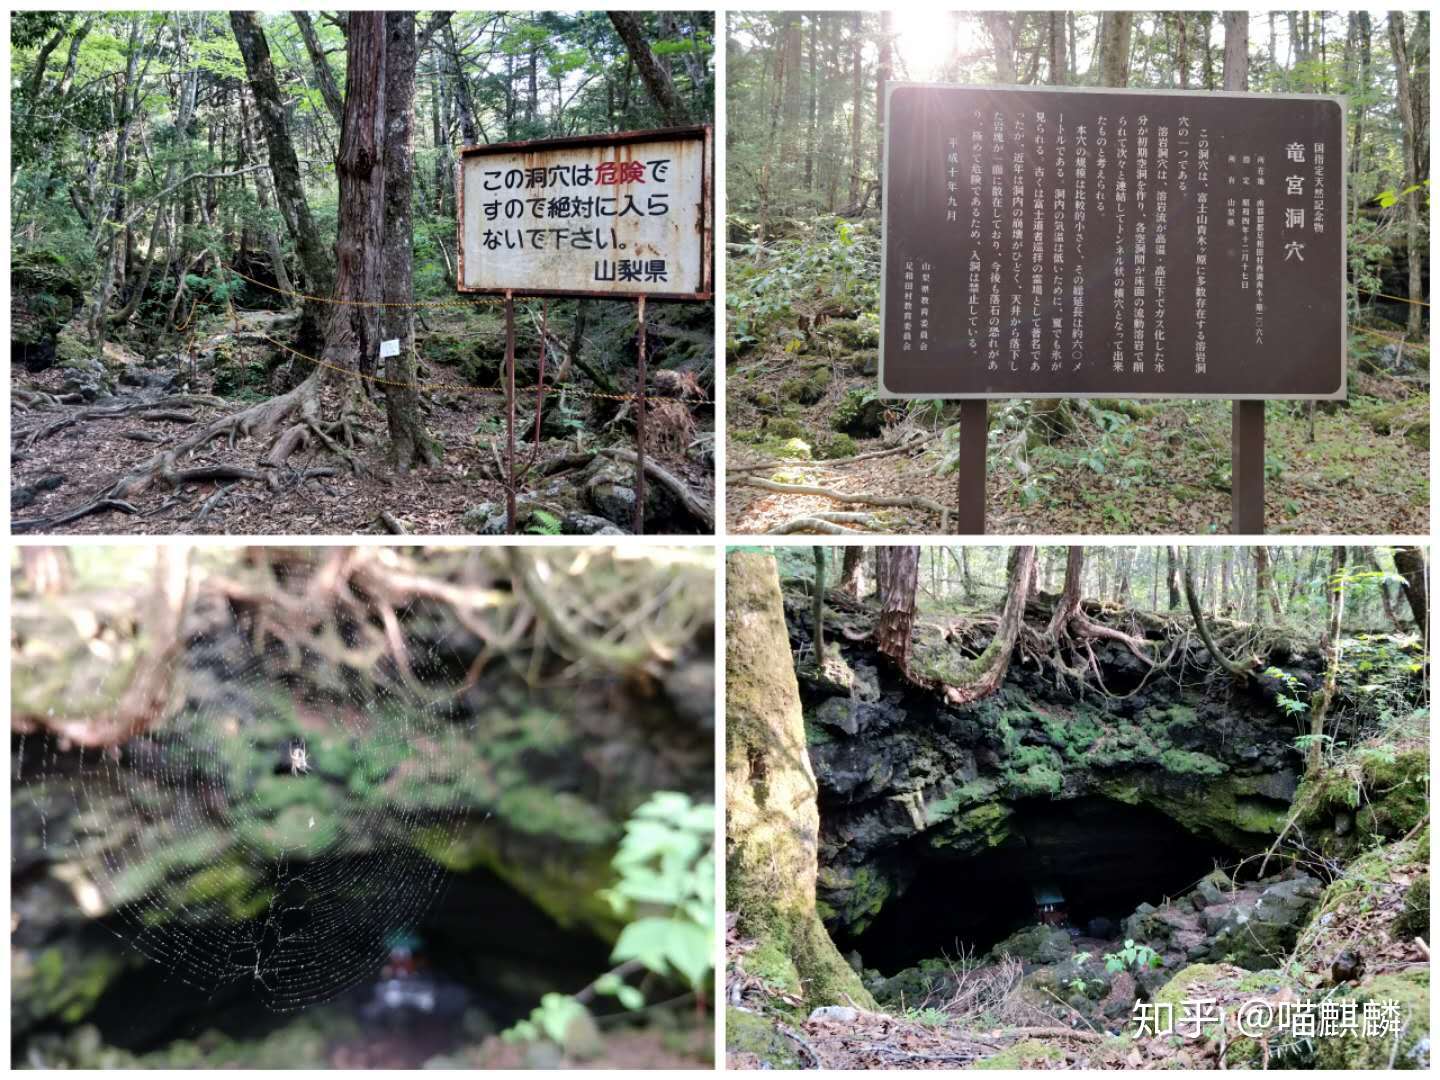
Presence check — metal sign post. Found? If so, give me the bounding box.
[634,295,648,535]
[956,400,987,534]
[504,290,517,533]
[879,84,1345,534]
[457,126,712,535]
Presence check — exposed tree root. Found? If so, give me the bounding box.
[768,512,874,534]
[737,475,944,521]
[728,430,939,474]
[600,446,714,531]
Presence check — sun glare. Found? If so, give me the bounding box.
[891,9,975,83]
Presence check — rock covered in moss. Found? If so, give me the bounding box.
[726,1006,803,1068]
[1313,970,1430,1069]
[1206,875,1323,970]
[990,925,1075,965]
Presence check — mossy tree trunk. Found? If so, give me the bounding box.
[725,552,874,1009]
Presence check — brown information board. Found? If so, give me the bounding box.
[880,85,1346,399]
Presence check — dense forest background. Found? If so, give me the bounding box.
[726,11,1429,536]
[11,11,715,536]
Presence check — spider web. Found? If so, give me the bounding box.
[14,589,488,1014]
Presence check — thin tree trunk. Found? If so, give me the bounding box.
[1179,547,1255,678]
[847,13,863,208]
[812,547,826,660]
[1393,546,1428,639]
[1308,547,1348,773]
[293,11,345,127]
[609,11,689,125]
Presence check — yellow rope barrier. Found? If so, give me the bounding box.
[228,300,714,407]
[1353,286,1430,308]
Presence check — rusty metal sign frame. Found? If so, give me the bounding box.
[878,83,1348,402]
[456,125,714,301]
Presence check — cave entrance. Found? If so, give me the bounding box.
[838,797,1234,974]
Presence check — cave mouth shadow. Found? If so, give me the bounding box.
[837,796,1239,975]
[71,857,611,1057]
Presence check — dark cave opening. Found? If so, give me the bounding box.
[836,797,1237,974]
[79,855,611,1056]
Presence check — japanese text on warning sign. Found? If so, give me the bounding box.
[459,126,711,299]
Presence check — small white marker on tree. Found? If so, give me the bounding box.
[379,338,400,359]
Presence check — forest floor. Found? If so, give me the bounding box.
[12,307,714,535]
[726,332,1428,536]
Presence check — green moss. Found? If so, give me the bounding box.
[1011,763,1064,798]
[1158,749,1227,776]
[1314,970,1429,1069]
[25,945,133,1025]
[1153,964,1228,1012]
[818,864,892,933]
[815,433,858,459]
[179,856,273,921]
[930,802,1013,854]
[1394,874,1429,941]
[726,1006,802,1067]
[1294,748,1429,859]
[766,417,806,439]
[415,821,621,940]
[968,1038,1064,1069]
[779,368,830,405]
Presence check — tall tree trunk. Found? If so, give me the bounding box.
[1392,546,1428,639]
[1048,13,1068,84]
[1308,547,1349,773]
[847,13,863,208]
[318,11,386,396]
[876,545,920,673]
[381,13,436,471]
[811,547,826,660]
[1222,11,1249,91]
[839,545,864,597]
[442,20,481,146]
[86,18,146,346]
[1166,545,1182,610]
[725,553,876,1010]
[231,9,333,346]
[804,16,818,189]
[874,11,892,197]
[1252,547,1283,622]
[984,14,1017,82]
[1101,12,1134,86]
[1388,13,1427,340]
[609,12,689,125]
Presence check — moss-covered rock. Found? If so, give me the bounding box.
[1293,748,1428,859]
[990,925,1074,965]
[1393,873,1428,941]
[968,1038,1065,1069]
[726,1006,803,1068]
[1313,969,1429,1069]
[815,433,858,460]
[831,388,889,437]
